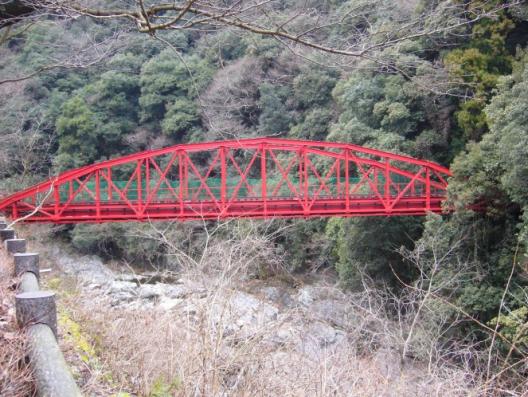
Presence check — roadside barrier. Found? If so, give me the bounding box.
[1,218,82,397]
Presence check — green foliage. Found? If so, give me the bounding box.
[54,67,141,169]
[290,108,333,141]
[70,224,166,265]
[18,22,68,70]
[488,306,528,355]
[161,98,200,140]
[198,30,248,63]
[449,52,528,214]
[326,217,422,288]
[333,72,425,138]
[140,50,214,125]
[444,7,515,140]
[281,219,329,271]
[292,69,337,109]
[414,129,449,160]
[257,83,293,135]
[243,35,283,60]
[149,376,181,397]
[442,53,528,327]
[55,96,102,169]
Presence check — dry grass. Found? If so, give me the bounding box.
[24,221,527,396]
[61,285,479,397]
[0,250,34,397]
[54,224,482,397]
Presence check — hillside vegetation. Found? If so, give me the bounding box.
[1,0,528,395]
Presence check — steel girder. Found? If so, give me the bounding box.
[0,138,451,223]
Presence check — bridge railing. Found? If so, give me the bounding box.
[41,177,443,204]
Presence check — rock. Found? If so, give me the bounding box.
[296,286,317,305]
[108,280,137,294]
[180,301,200,316]
[296,320,346,359]
[373,348,402,381]
[50,248,114,286]
[310,299,353,329]
[137,284,163,299]
[260,286,294,308]
[158,297,182,311]
[210,291,279,337]
[45,243,361,368]
[267,323,297,346]
[261,286,281,302]
[106,280,137,305]
[306,321,345,347]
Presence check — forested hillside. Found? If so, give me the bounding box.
[1,0,528,394]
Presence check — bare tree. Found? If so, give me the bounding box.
[0,22,124,86]
[201,56,266,139]
[1,0,520,96]
[2,1,522,60]
[55,0,519,58]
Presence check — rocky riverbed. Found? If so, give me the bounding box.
[38,244,473,396]
[47,245,355,357]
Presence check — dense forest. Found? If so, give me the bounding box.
[1,0,528,394]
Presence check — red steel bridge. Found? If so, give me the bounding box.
[0,138,451,223]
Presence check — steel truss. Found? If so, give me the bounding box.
[0,138,451,223]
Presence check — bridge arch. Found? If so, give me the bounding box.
[0,138,451,223]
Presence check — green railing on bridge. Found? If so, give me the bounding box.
[58,175,421,202]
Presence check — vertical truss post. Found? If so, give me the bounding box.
[53,184,60,218]
[220,146,226,210]
[345,149,349,211]
[385,158,390,210]
[425,167,431,211]
[107,168,112,201]
[261,144,267,217]
[336,158,341,198]
[178,151,184,215]
[145,158,150,203]
[183,153,188,200]
[298,149,303,199]
[95,170,101,220]
[136,160,142,215]
[303,147,308,213]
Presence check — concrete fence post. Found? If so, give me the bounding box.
[5,238,27,254]
[14,253,40,279]
[15,253,41,292]
[0,228,15,241]
[15,291,58,338]
[8,228,82,396]
[16,291,82,397]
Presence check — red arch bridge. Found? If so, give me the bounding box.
[0,138,451,223]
